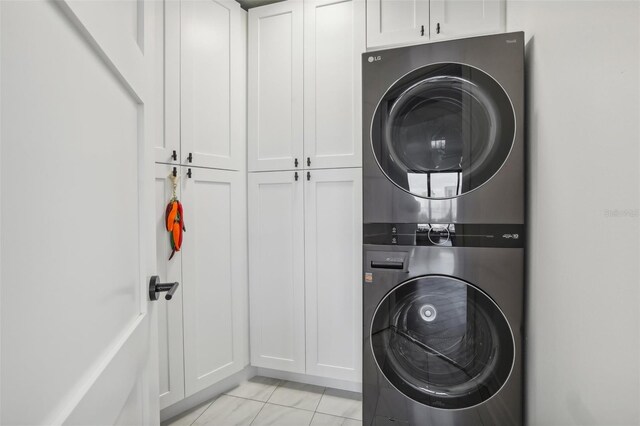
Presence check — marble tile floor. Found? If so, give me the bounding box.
[163,376,362,426]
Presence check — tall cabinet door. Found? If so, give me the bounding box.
[181,0,246,170]
[181,167,249,396]
[366,0,430,49]
[155,164,185,409]
[430,0,505,40]
[248,1,304,172]
[304,0,365,169]
[248,171,306,372]
[304,168,362,382]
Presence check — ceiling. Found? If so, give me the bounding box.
[236,0,284,10]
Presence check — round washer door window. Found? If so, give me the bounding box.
[370,276,514,409]
[371,63,515,199]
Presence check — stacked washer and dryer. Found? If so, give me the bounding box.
[362,32,525,425]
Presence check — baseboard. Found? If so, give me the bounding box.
[255,367,362,393]
[160,365,257,423]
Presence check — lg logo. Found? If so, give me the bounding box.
[502,234,520,239]
[368,55,382,63]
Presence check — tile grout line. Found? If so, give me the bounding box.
[313,387,328,413]
[248,381,281,426]
[248,400,267,426]
[183,399,215,426]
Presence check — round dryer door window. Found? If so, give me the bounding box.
[371,63,515,199]
[370,276,514,409]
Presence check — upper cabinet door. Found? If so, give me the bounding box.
[430,0,505,40]
[181,167,249,396]
[366,0,430,49]
[304,0,365,169]
[248,2,304,172]
[248,171,306,373]
[156,1,180,164]
[304,168,362,382]
[181,0,246,170]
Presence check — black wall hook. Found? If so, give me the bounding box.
[172,167,177,177]
[187,168,192,178]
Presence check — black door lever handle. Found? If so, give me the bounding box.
[149,275,180,301]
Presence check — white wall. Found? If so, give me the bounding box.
[507,2,640,424]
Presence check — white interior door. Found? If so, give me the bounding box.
[248,1,304,172]
[181,0,246,170]
[181,167,249,396]
[304,168,362,382]
[248,171,305,372]
[430,0,505,40]
[1,1,160,424]
[366,0,430,49]
[304,0,365,169]
[155,164,185,409]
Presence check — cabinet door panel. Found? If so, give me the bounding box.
[182,168,248,396]
[155,164,185,409]
[181,0,245,170]
[304,0,364,169]
[248,172,305,372]
[305,168,362,381]
[248,2,304,171]
[157,0,180,164]
[430,0,505,40]
[366,0,429,49]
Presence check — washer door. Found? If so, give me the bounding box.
[370,276,514,409]
[371,63,515,199]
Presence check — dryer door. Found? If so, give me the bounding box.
[370,276,514,409]
[371,63,515,199]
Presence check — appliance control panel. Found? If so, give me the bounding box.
[364,223,524,248]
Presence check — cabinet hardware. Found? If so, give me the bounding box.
[187,168,192,179]
[172,167,177,177]
[307,171,310,181]
[295,171,299,181]
[295,158,299,168]
[171,150,177,161]
[149,276,180,301]
[436,23,441,34]
[187,152,193,163]
[421,25,425,36]
[307,157,311,167]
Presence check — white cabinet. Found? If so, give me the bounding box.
[248,171,306,372]
[159,0,246,169]
[366,0,505,49]
[304,169,362,382]
[155,0,249,412]
[181,167,249,395]
[366,0,430,49]
[248,2,304,172]
[430,0,505,40]
[304,0,365,170]
[248,169,362,382]
[248,0,365,171]
[155,165,248,405]
[155,164,185,410]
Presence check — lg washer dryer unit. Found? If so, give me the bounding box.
[363,224,524,426]
[363,32,525,224]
